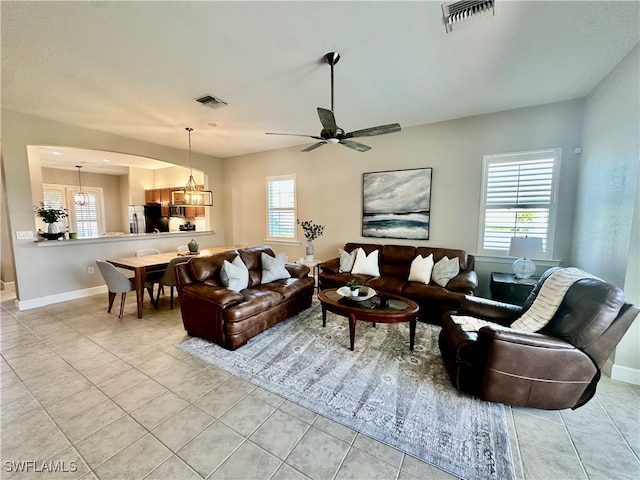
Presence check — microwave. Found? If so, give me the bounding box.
[169,205,186,217]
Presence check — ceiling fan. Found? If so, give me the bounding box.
[266,52,401,152]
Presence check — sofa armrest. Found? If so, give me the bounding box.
[455,295,523,325]
[286,262,310,278]
[447,271,478,294]
[319,258,340,274]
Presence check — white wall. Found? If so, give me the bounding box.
[574,44,640,379]
[2,110,226,303]
[223,100,585,297]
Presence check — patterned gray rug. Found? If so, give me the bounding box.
[178,303,514,480]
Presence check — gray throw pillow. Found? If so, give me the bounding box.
[221,255,249,292]
[431,256,460,287]
[338,248,357,273]
[261,252,291,284]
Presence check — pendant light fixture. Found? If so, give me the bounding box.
[171,127,213,207]
[73,165,90,206]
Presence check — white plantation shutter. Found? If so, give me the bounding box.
[72,191,100,237]
[43,188,67,232]
[479,149,560,257]
[266,175,297,239]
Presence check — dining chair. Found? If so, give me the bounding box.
[96,260,158,317]
[155,256,191,309]
[135,248,164,302]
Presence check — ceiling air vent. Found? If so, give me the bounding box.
[193,94,228,109]
[442,0,494,33]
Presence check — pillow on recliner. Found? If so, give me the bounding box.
[261,252,291,284]
[221,255,249,292]
[432,256,459,287]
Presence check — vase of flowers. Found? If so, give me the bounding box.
[297,219,324,261]
[34,202,68,239]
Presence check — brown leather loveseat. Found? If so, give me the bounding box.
[175,245,314,350]
[319,242,478,323]
[438,267,639,410]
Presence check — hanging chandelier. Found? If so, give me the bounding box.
[73,165,90,206]
[171,127,213,207]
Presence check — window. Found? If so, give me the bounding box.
[266,174,297,241]
[478,149,560,258]
[42,183,105,238]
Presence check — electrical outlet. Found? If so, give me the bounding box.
[16,231,34,240]
[87,266,95,275]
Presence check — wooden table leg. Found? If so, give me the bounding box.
[133,268,145,319]
[322,305,327,327]
[409,317,416,350]
[349,313,357,351]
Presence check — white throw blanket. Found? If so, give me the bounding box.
[453,267,598,333]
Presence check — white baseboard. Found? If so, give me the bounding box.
[1,280,16,291]
[16,286,107,311]
[610,363,640,385]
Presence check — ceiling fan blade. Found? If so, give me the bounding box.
[301,141,327,152]
[266,132,323,140]
[317,108,338,133]
[346,123,401,138]
[339,139,371,152]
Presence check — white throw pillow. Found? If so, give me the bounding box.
[261,252,291,284]
[338,248,357,273]
[221,255,249,292]
[351,248,381,277]
[431,256,460,287]
[408,254,434,284]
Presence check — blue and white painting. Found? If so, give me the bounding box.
[362,168,432,240]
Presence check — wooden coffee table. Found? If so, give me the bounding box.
[318,288,419,351]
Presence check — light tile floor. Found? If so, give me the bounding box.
[1,287,638,480]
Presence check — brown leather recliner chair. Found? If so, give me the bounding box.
[438,267,639,410]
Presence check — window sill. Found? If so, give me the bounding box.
[475,254,561,267]
[264,238,301,247]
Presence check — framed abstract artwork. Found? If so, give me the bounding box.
[362,167,432,240]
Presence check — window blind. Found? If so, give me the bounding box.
[481,154,558,254]
[267,176,296,239]
[74,193,99,238]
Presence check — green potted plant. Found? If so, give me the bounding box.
[346,279,360,297]
[297,219,325,261]
[34,201,68,239]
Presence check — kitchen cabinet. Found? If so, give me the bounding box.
[144,188,173,216]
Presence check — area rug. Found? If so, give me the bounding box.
[177,303,514,480]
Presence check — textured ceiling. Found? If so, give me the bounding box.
[2,1,639,160]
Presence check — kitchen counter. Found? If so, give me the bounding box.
[35,230,215,246]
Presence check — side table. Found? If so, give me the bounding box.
[490,272,539,306]
[298,259,321,292]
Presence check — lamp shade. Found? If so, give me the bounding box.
[508,236,543,259]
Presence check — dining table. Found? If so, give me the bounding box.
[107,246,235,318]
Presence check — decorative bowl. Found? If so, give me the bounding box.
[38,232,65,240]
[336,286,377,301]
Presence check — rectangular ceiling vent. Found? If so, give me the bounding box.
[442,0,494,33]
[193,94,228,109]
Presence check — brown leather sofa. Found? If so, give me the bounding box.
[175,246,315,350]
[318,242,478,323]
[438,267,639,410]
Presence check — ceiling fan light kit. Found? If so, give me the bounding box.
[266,52,401,152]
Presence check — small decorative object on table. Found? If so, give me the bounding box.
[34,201,68,240]
[188,238,199,253]
[297,219,324,261]
[347,279,360,297]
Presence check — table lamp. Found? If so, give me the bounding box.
[508,236,543,281]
